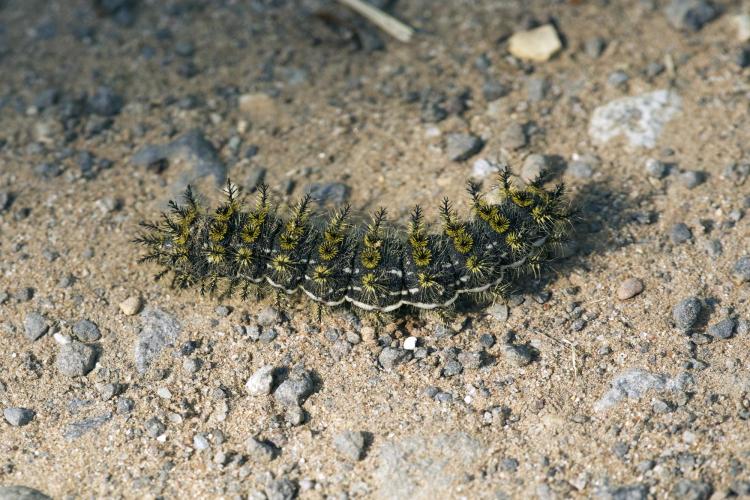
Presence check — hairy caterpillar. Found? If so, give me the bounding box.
[135,170,573,313]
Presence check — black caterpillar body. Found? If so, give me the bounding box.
[135,171,573,313]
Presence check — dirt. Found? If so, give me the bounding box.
[1,0,749,499]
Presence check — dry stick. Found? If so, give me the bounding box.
[336,0,414,42]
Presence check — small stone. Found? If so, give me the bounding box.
[63,412,112,440]
[246,436,277,462]
[156,387,172,399]
[502,343,534,366]
[671,479,713,500]
[652,398,675,414]
[145,417,166,438]
[442,359,463,377]
[98,383,120,401]
[89,86,123,116]
[56,341,97,377]
[403,336,418,350]
[193,433,210,451]
[606,484,649,500]
[617,278,644,300]
[257,306,282,327]
[116,397,135,415]
[378,347,412,371]
[273,369,315,407]
[735,46,750,68]
[664,0,718,32]
[266,478,298,500]
[14,287,34,302]
[673,297,702,331]
[457,351,484,370]
[734,14,750,43]
[526,77,548,102]
[508,24,562,62]
[707,318,736,340]
[333,430,367,460]
[732,256,750,282]
[214,305,231,317]
[259,328,277,343]
[521,154,548,182]
[487,303,509,322]
[4,407,35,426]
[72,319,101,342]
[567,160,594,179]
[0,486,51,500]
[584,37,606,58]
[245,365,275,396]
[285,405,306,426]
[479,333,495,348]
[471,158,498,179]
[119,296,142,315]
[678,170,705,189]
[23,312,49,341]
[305,182,350,206]
[501,122,526,150]
[482,80,509,102]
[445,133,483,162]
[608,70,630,88]
[182,357,201,374]
[644,158,668,178]
[670,223,692,244]
[135,307,181,373]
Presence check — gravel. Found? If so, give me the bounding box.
[0,486,51,500]
[245,365,275,396]
[266,478,297,500]
[135,307,181,373]
[617,278,644,300]
[246,436,277,462]
[379,347,412,371]
[333,430,367,460]
[664,0,718,32]
[733,256,750,282]
[673,297,702,330]
[23,312,49,341]
[644,158,668,178]
[670,223,693,244]
[56,341,97,377]
[72,319,101,342]
[501,343,534,366]
[273,368,315,407]
[501,122,526,150]
[442,359,463,377]
[63,412,112,440]
[257,306,282,327]
[144,417,166,438]
[671,479,713,499]
[678,170,705,189]
[521,154,548,182]
[119,296,143,315]
[3,407,35,426]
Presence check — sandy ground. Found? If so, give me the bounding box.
[1,0,750,498]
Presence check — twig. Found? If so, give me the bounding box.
[336,0,414,42]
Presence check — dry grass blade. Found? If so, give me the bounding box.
[335,0,414,42]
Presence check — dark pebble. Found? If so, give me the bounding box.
[670,223,692,244]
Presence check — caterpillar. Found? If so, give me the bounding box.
[134,169,573,313]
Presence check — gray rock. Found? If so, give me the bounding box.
[131,129,227,187]
[273,368,314,407]
[135,307,181,373]
[589,90,681,148]
[374,432,483,499]
[23,312,49,341]
[679,170,705,189]
[442,359,463,377]
[567,160,594,178]
[63,412,112,440]
[285,404,306,426]
[501,122,527,150]
[527,77,548,102]
[644,158,668,178]
[594,369,692,411]
[608,70,630,88]
[671,479,713,500]
[673,297,702,330]
[0,486,51,500]
[670,223,692,244]
[116,397,135,415]
[266,478,297,500]
[89,86,123,116]
[245,365,275,396]
[305,182,350,206]
[584,37,606,58]
[445,133,483,161]
[56,341,97,377]
[257,306,282,327]
[600,484,649,500]
[457,351,484,370]
[521,154,548,182]
[651,398,675,413]
[3,407,35,426]
[72,319,101,342]
[246,436,277,462]
[733,256,750,282]
[482,80,509,102]
[501,343,534,367]
[193,433,210,450]
[333,430,367,460]
[664,0,718,32]
[707,318,736,340]
[145,416,166,438]
[378,347,412,371]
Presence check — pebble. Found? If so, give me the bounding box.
[273,368,315,407]
[584,37,606,58]
[445,133,483,162]
[479,333,495,348]
[193,433,210,451]
[0,486,51,500]
[617,278,644,300]
[501,343,534,367]
[644,158,668,178]
[3,407,35,426]
[594,369,691,411]
[673,297,702,330]
[305,182,351,206]
[567,160,594,179]
[246,436,277,461]
[116,397,135,415]
[245,365,275,396]
[56,341,97,377]
[471,158,498,179]
[457,351,484,370]
[678,170,705,189]
[266,478,298,500]
[670,223,692,244]
[664,0,718,31]
[72,319,101,342]
[378,347,412,371]
[89,86,123,116]
[508,24,562,62]
[526,77,548,102]
[403,336,418,350]
[135,307,181,373]
[521,154,548,182]
[707,318,736,340]
[671,479,713,499]
[145,417,166,438]
[214,305,231,317]
[732,256,750,282]
[259,328,277,343]
[333,430,367,460]
[442,359,463,377]
[23,312,49,341]
[608,70,630,88]
[501,122,526,150]
[63,412,112,440]
[482,80,508,102]
[182,357,201,374]
[589,90,681,148]
[256,306,282,327]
